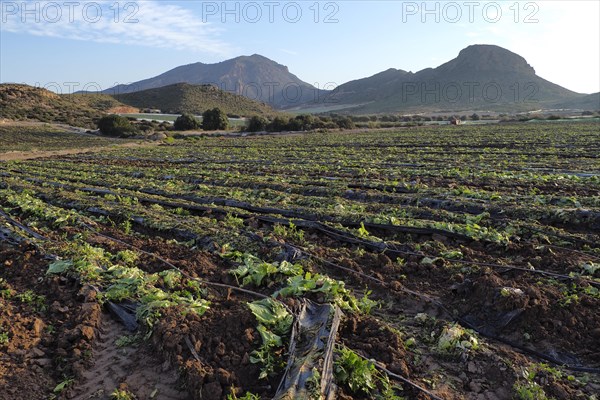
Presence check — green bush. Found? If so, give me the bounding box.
[174,113,201,131]
[266,116,289,132]
[97,114,137,137]
[335,116,355,129]
[246,115,268,132]
[202,108,229,131]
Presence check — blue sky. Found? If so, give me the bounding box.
[1,1,599,94]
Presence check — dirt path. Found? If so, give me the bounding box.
[70,313,189,400]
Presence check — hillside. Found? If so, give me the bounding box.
[553,92,600,111]
[112,83,276,116]
[0,84,135,128]
[329,45,585,114]
[105,54,322,109]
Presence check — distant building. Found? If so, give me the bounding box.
[450,117,462,125]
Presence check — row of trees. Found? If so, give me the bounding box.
[97,108,230,137]
[174,108,229,131]
[97,111,356,137]
[244,114,355,133]
[349,113,486,123]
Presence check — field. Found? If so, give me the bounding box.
[0,123,140,163]
[1,121,599,399]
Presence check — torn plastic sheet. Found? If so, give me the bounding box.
[106,300,139,332]
[274,299,342,400]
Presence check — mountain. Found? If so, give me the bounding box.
[0,84,135,129]
[329,68,411,105]
[104,54,320,109]
[553,92,600,111]
[328,44,585,113]
[112,83,276,117]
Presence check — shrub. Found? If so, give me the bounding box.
[202,108,229,131]
[97,114,137,137]
[174,113,201,131]
[335,116,355,129]
[246,115,268,132]
[266,116,289,132]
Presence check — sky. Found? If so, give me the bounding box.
[1,0,599,94]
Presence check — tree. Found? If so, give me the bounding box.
[97,114,137,137]
[266,116,289,132]
[286,118,303,131]
[174,113,200,131]
[246,115,268,132]
[294,114,315,131]
[335,116,355,129]
[470,113,480,121]
[202,108,229,131]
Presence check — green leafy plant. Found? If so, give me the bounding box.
[334,347,377,394]
[357,222,370,239]
[110,388,136,400]
[0,330,9,345]
[275,272,377,314]
[580,262,600,277]
[0,278,14,299]
[436,323,479,355]
[248,298,293,335]
[53,377,75,394]
[230,254,303,287]
[247,298,293,379]
[440,250,463,260]
[513,380,550,400]
[119,219,133,235]
[272,221,306,244]
[334,346,405,399]
[16,290,47,312]
[115,334,141,348]
[226,391,260,400]
[115,250,138,266]
[305,367,322,399]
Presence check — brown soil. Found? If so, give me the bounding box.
[153,300,267,399]
[0,242,91,399]
[0,241,195,400]
[68,313,188,400]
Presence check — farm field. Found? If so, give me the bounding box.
[1,121,600,399]
[0,123,129,154]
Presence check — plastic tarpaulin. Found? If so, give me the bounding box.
[274,299,342,400]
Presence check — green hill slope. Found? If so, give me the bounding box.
[553,92,600,111]
[112,83,276,116]
[0,84,134,128]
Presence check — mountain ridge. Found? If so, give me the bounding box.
[95,45,593,114]
[329,44,585,113]
[104,54,319,109]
